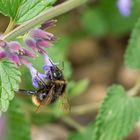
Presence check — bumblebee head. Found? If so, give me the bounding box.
[51,66,63,80]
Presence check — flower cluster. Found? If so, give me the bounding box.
[0,40,34,65]
[0,20,56,65]
[117,0,132,16]
[0,20,57,88]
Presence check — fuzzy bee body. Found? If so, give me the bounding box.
[33,79,67,106]
[17,65,70,112]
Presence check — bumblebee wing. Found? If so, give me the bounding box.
[58,91,71,114]
[36,86,55,112]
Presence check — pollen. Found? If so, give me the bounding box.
[32,95,40,106]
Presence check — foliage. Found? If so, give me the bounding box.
[69,85,140,140]
[92,85,140,140]
[68,79,89,98]
[0,61,21,113]
[81,8,107,38]
[0,0,56,23]
[6,98,31,140]
[125,16,140,68]
[1,0,140,140]
[81,0,140,37]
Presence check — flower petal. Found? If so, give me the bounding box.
[27,64,47,88]
[0,40,7,48]
[43,53,53,72]
[0,51,6,59]
[36,40,50,48]
[25,38,38,51]
[8,53,21,65]
[19,56,31,65]
[9,41,22,51]
[30,29,56,41]
[117,0,131,16]
[22,49,35,58]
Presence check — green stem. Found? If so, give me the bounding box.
[71,102,101,115]
[62,116,85,133]
[4,19,16,35]
[3,0,88,41]
[127,84,140,96]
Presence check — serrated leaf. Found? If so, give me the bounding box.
[0,0,57,23]
[125,17,140,68]
[0,61,21,113]
[0,0,23,19]
[16,0,57,23]
[92,85,140,140]
[7,98,31,140]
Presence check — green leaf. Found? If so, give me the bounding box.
[0,0,23,19]
[125,17,140,68]
[81,8,107,38]
[0,61,21,113]
[92,85,140,140]
[7,98,31,140]
[0,0,57,23]
[16,0,57,23]
[69,79,89,98]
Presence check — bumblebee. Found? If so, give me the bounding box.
[17,65,70,113]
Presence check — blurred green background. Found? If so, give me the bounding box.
[1,0,140,140]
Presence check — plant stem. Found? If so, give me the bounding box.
[3,0,88,41]
[4,20,16,35]
[127,84,140,96]
[71,102,101,115]
[62,116,85,133]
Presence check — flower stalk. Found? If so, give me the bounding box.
[3,0,88,41]
[4,19,16,35]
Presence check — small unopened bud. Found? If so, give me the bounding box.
[0,51,6,59]
[25,38,37,51]
[9,41,22,51]
[37,40,49,47]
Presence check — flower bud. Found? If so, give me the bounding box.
[117,0,131,16]
[0,51,6,59]
[36,40,49,47]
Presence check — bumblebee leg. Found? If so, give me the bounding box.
[15,89,36,95]
[36,72,47,86]
[35,85,55,112]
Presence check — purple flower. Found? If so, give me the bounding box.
[30,29,56,41]
[117,0,132,16]
[0,19,57,89]
[25,38,38,52]
[0,51,6,59]
[43,53,53,72]
[26,27,56,55]
[25,38,49,54]
[36,40,50,48]
[27,63,47,88]
[0,40,35,66]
